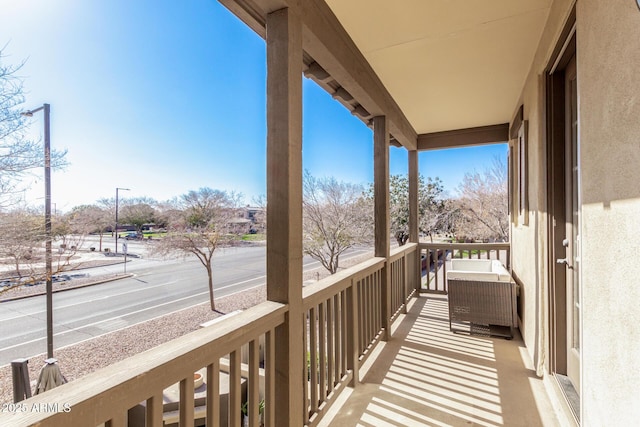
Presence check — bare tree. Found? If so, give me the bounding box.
[118,197,158,233]
[0,209,41,278]
[250,194,267,234]
[68,204,111,251]
[455,156,509,241]
[0,45,67,208]
[51,214,84,271]
[0,209,81,294]
[303,172,373,274]
[152,188,243,311]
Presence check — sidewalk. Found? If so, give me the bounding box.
[0,251,133,302]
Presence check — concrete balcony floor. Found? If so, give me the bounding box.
[321,295,560,427]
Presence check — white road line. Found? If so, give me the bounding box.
[0,275,267,352]
[0,248,371,354]
[0,249,368,321]
[0,280,183,321]
[0,282,268,368]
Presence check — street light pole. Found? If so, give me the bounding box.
[21,103,53,359]
[115,187,130,254]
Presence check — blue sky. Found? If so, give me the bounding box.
[1,0,507,212]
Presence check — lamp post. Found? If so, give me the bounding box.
[21,103,53,359]
[115,187,130,254]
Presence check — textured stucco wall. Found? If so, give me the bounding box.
[512,1,640,424]
[510,0,575,369]
[577,0,640,425]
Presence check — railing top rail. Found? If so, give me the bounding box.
[303,256,385,308]
[2,301,287,427]
[419,242,510,250]
[389,242,417,262]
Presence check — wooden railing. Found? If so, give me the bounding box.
[301,243,418,426]
[1,247,420,427]
[1,302,286,427]
[419,242,510,293]
[303,256,383,426]
[389,243,418,322]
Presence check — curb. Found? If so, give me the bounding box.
[0,274,135,303]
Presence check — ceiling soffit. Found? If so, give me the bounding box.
[326,0,552,135]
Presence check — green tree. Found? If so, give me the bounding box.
[367,174,449,245]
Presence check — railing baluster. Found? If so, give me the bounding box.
[363,277,369,352]
[429,250,433,291]
[105,415,127,427]
[370,273,376,339]
[358,277,364,354]
[146,392,163,427]
[229,350,241,427]
[302,315,310,425]
[435,249,440,291]
[346,279,358,386]
[327,296,335,389]
[443,250,448,293]
[358,278,362,354]
[403,253,409,309]
[377,269,382,332]
[248,339,260,427]
[179,374,195,427]
[265,330,275,427]
[207,361,220,427]
[368,274,373,338]
[341,290,348,378]
[310,306,318,412]
[319,301,327,401]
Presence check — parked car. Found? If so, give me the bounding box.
[123,231,143,240]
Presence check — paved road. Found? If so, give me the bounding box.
[0,245,369,366]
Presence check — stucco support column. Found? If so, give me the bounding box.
[266,7,303,426]
[373,116,391,341]
[409,149,421,293]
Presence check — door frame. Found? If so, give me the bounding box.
[545,6,578,388]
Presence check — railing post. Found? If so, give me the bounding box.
[11,358,31,403]
[266,6,304,426]
[409,150,421,294]
[346,279,359,386]
[402,251,408,313]
[373,115,392,341]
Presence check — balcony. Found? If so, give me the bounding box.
[1,242,559,427]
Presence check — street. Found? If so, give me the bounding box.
[0,245,370,366]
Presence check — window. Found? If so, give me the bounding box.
[509,105,528,226]
[518,120,529,225]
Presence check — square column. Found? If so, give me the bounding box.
[373,116,391,340]
[409,149,421,292]
[266,6,304,426]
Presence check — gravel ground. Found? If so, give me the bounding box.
[0,285,267,405]
[0,250,372,406]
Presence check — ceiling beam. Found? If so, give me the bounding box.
[417,124,509,151]
[218,0,418,150]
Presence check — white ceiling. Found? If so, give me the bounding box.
[325,0,552,135]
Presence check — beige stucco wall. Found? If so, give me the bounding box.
[510,0,575,371]
[512,0,640,424]
[577,0,640,425]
